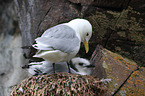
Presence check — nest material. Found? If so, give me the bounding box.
[11,73,107,96]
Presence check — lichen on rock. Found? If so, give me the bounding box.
[87,6,145,66]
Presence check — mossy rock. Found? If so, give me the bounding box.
[86,6,145,66]
[91,45,145,95]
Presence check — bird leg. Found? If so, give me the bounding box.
[67,61,71,73]
[53,63,55,73]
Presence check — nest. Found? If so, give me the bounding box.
[11,73,107,96]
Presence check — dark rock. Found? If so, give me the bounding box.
[92,0,129,10]
[68,0,93,5]
[129,0,145,13]
[87,6,145,65]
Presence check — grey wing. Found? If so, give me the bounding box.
[35,25,80,53]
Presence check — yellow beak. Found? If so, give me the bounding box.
[83,40,89,53]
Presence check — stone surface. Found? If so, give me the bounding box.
[116,67,145,96]
[0,32,28,96]
[86,6,145,66]
[68,0,93,5]
[90,45,145,95]
[0,1,28,96]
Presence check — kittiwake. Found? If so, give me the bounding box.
[32,19,92,73]
[71,57,95,75]
[23,61,78,75]
[23,57,95,75]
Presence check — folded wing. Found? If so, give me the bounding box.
[33,25,80,53]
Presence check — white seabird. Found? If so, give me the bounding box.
[71,57,95,75]
[32,19,92,72]
[24,61,78,75]
[23,57,95,75]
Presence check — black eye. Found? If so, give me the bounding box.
[86,33,89,36]
[78,63,84,66]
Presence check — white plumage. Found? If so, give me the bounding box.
[71,57,95,75]
[32,19,92,64]
[25,57,94,75]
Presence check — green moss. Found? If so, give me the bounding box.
[117,31,126,37]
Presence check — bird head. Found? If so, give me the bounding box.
[67,19,92,53]
[70,57,95,75]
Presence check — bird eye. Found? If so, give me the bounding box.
[78,63,84,66]
[86,33,89,36]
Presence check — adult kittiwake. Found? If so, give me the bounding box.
[32,19,92,73]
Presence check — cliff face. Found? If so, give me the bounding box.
[0,1,28,96]
[0,33,28,96]
[0,0,145,95]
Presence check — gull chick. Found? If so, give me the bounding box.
[71,57,95,75]
[23,57,94,75]
[32,19,92,72]
[23,61,78,75]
